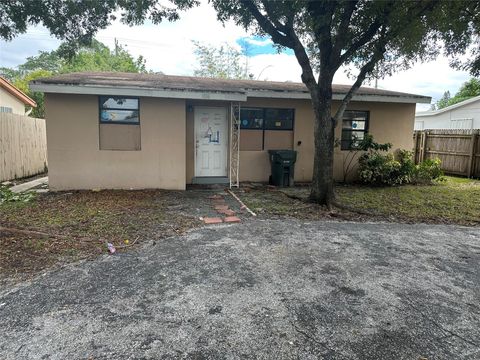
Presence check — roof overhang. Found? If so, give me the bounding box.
[1,77,37,107]
[29,83,247,102]
[30,82,431,104]
[416,94,480,117]
[246,90,431,104]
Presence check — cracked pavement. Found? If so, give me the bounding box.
[1,219,479,359]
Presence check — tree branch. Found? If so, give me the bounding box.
[252,1,317,95]
[307,1,335,66]
[332,0,359,62]
[242,0,293,48]
[334,1,438,124]
[333,29,388,124]
[338,19,383,64]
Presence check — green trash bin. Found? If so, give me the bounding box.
[268,150,297,187]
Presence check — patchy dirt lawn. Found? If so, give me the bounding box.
[0,190,201,283]
[240,176,480,226]
[1,176,478,283]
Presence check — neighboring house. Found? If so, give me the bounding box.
[415,95,480,130]
[0,76,37,115]
[30,72,430,190]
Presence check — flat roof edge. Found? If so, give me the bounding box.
[246,90,431,104]
[30,83,431,104]
[29,83,247,102]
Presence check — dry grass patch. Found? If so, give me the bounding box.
[240,176,480,226]
[0,190,199,282]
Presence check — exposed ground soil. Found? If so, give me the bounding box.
[1,176,478,283]
[0,190,203,283]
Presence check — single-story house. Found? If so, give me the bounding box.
[415,95,480,130]
[30,72,430,190]
[1,76,37,115]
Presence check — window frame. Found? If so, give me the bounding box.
[240,107,295,151]
[98,96,140,125]
[0,106,13,113]
[340,110,370,151]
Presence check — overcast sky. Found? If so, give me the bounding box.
[0,1,472,111]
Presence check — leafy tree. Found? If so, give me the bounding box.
[2,39,147,117]
[437,78,480,109]
[436,91,451,110]
[19,51,63,73]
[13,69,53,118]
[0,67,22,81]
[60,39,147,73]
[193,41,247,79]
[1,0,478,206]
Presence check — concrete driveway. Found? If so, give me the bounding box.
[1,219,479,359]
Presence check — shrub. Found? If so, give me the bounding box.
[413,158,444,184]
[358,152,407,186]
[358,149,443,186]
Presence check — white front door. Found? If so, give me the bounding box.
[194,107,228,177]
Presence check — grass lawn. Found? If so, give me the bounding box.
[1,176,478,282]
[241,176,480,226]
[336,176,480,225]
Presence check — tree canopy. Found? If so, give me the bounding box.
[192,41,248,79]
[435,78,480,109]
[1,39,147,117]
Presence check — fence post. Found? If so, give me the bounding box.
[413,131,418,163]
[421,131,428,162]
[467,131,478,178]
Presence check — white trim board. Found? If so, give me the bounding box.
[416,95,480,117]
[246,90,430,103]
[30,83,247,102]
[30,83,430,104]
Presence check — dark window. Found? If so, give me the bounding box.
[240,107,294,151]
[99,96,139,124]
[240,108,264,129]
[341,110,369,150]
[265,108,294,130]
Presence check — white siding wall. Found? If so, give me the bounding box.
[415,99,480,130]
[0,87,26,115]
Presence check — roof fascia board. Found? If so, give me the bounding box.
[29,83,247,102]
[246,90,431,104]
[416,94,480,117]
[30,83,430,104]
[1,77,37,107]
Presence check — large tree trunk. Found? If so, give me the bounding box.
[309,78,336,207]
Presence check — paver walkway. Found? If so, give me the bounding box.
[203,192,242,224]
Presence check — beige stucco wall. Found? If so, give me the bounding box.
[45,93,186,190]
[184,97,415,184]
[0,87,26,115]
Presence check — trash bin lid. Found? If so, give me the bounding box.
[268,150,297,162]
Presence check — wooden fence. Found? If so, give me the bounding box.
[413,129,480,178]
[0,113,47,182]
